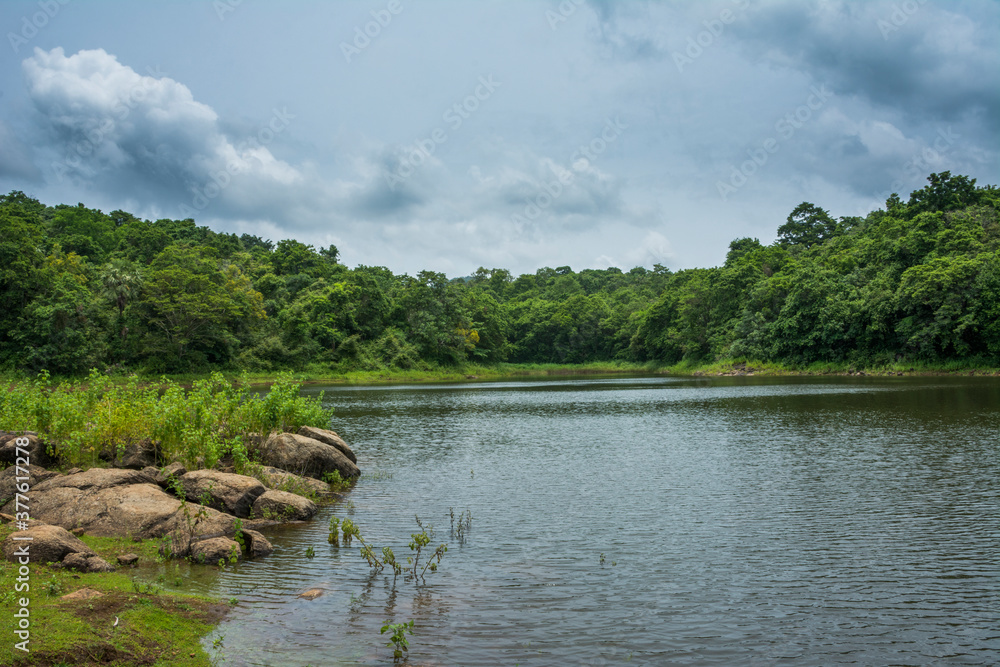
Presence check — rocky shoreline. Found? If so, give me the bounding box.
[0,425,358,572]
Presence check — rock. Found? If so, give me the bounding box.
[0,464,60,502]
[64,467,83,476]
[117,553,139,566]
[71,528,86,537]
[0,432,56,468]
[61,588,104,601]
[241,529,273,558]
[0,477,237,557]
[297,588,324,600]
[258,466,331,497]
[2,523,97,564]
[252,489,317,521]
[190,537,241,564]
[141,462,187,489]
[101,439,160,469]
[31,467,156,492]
[257,433,360,481]
[62,552,115,573]
[297,426,357,463]
[178,470,266,518]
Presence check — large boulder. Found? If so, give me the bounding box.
[0,474,236,557]
[2,523,97,564]
[252,489,317,521]
[178,470,266,518]
[297,426,357,463]
[190,537,241,564]
[0,464,60,503]
[258,466,331,497]
[257,433,359,480]
[0,432,57,468]
[31,467,156,492]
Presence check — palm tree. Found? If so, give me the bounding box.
[99,258,143,342]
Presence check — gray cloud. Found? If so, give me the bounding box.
[729,1,1000,130]
[0,0,996,277]
[22,47,312,221]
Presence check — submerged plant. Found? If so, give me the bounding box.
[380,619,414,662]
[328,516,341,546]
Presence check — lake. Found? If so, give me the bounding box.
[201,375,1000,665]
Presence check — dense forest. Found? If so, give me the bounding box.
[0,172,997,376]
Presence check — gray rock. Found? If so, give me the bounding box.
[62,552,115,573]
[252,489,317,521]
[0,476,236,558]
[141,462,187,489]
[256,433,359,481]
[297,426,357,463]
[178,470,266,518]
[258,466,331,497]
[31,467,156,492]
[0,432,56,468]
[2,523,97,564]
[0,464,60,502]
[190,537,241,564]
[241,529,273,558]
[117,553,139,566]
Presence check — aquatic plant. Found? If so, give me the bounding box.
[380,619,414,662]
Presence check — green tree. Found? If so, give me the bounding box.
[140,245,265,370]
[777,202,838,248]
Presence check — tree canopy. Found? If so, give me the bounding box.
[0,172,996,375]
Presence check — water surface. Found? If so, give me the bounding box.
[201,375,1000,665]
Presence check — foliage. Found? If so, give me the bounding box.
[0,172,997,377]
[381,619,414,662]
[0,371,330,468]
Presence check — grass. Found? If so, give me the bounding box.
[0,370,333,470]
[0,523,229,667]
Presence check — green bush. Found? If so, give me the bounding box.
[0,370,332,469]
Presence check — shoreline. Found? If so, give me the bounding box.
[4,360,999,391]
[242,361,1000,388]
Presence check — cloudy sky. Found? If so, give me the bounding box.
[0,0,997,276]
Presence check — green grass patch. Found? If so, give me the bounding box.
[0,523,228,666]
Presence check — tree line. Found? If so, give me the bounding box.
[0,171,996,376]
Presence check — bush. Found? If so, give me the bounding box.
[0,370,333,469]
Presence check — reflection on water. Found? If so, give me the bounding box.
[201,376,1000,665]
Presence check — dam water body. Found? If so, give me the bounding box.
[200,375,1000,665]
